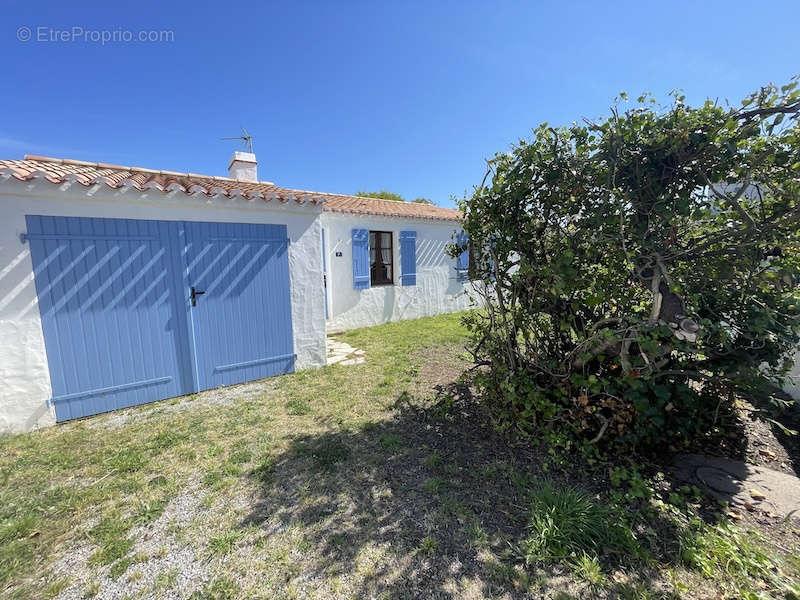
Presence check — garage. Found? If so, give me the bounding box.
[26,215,296,422]
[0,153,329,433]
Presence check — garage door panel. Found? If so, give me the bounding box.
[27,216,193,421]
[184,222,295,391]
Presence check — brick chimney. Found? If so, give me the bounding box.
[228,151,258,182]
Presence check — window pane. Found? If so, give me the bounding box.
[368,231,393,284]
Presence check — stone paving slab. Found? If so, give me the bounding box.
[672,453,800,519]
[326,337,366,366]
[340,357,365,365]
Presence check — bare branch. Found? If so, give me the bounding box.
[587,415,609,444]
[734,100,800,122]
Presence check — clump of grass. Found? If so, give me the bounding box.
[43,577,70,598]
[84,580,100,598]
[523,482,642,564]
[221,462,242,476]
[133,498,167,525]
[148,475,168,488]
[0,465,10,486]
[208,530,241,556]
[327,532,348,551]
[681,519,770,579]
[679,519,799,596]
[484,558,516,585]
[89,517,129,541]
[155,567,179,590]
[202,470,224,488]
[0,536,37,588]
[480,460,512,480]
[309,440,350,470]
[251,456,275,484]
[570,552,606,587]
[228,449,252,464]
[0,512,38,544]
[147,430,187,453]
[418,536,438,554]
[613,582,673,599]
[177,448,198,462]
[90,537,133,565]
[379,434,402,450]
[189,576,239,599]
[467,522,489,548]
[425,451,443,469]
[88,516,134,565]
[107,447,144,473]
[286,398,310,415]
[422,477,444,494]
[108,557,131,579]
[439,495,467,518]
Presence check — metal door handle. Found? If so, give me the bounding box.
[190,286,205,306]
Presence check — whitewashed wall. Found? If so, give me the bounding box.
[321,212,474,331]
[0,179,326,433]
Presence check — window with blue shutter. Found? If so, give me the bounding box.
[352,228,370,289]
[369,231,394,285]
[400,231,417,286]
[456,232,469,281]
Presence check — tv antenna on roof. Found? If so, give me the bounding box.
[221,127,254,153]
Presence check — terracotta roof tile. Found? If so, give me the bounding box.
[320,193,461,221]
[0,155,463,222]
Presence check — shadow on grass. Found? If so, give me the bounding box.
[238,379,690,599]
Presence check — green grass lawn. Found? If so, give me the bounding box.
[1,312,798,599]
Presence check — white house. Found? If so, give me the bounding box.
[321,197,471,331]
[0,152,472,432]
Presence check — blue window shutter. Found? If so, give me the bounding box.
[400,231,417,286]
[352,228,370,289]
[456,232,469,281]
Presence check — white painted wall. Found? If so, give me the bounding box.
[321,212,474,331]
[0,179,326,433]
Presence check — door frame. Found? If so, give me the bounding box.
[322,227,329,320]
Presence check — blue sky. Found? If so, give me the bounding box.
[2,1,799,207]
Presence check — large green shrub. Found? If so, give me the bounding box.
[457,81,800,451]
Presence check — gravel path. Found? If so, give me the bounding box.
[52,486,209,600]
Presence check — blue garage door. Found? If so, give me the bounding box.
[26,215,295,422]
[183,222,295,391]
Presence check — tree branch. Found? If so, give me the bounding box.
[698,169,757,230]
[734,100,800,122]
